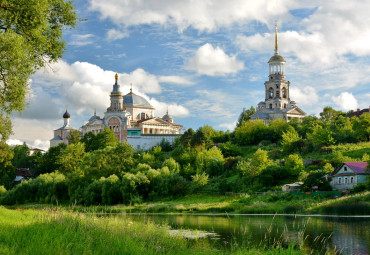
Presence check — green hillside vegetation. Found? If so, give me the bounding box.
[0,108,369,212]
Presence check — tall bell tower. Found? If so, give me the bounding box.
[264,22,290,110]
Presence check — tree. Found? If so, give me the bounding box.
[180,128,195,147]
[234,119,268,145]
[236,106,255,127]
[284,154,304,175]
[281,128,303,154]
[301,171,332,192]
[0,0,77,140]
[81,128,118,152]
[12,142,30,168]
[352,113,370,142]
[57,142,85,175]
[67,130,81,144]
[320,106,343,122]
[0,142,15,189]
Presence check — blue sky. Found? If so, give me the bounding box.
[8,0,370,149]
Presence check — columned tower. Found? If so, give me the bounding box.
[264,22,290,110]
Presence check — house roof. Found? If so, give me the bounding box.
[333,162,368,175]
[347,108,369,118]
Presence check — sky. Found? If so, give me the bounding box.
[7,0,370,150]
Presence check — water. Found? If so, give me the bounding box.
[124,214,370,255]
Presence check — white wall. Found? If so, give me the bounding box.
[127,135,180,150]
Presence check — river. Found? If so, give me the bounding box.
[124,214,369,255]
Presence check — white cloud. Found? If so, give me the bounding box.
[89,0,299,32]
[18,86,60,120]
[107,28,128,41]
[186,43,244,76]
[290,86,319,107]
[149,98,190,118]
[69,34,95,46]
[219,121,237,131]
[332,92,358,111]
[158,76,194,86]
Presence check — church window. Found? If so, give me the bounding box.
[276,84,279,89]
[269,88,273,98]
[140,112,147,120]
[276,91,280,96]
[284,103,287,108]
[269,104,272,108]
[282,88,287,98]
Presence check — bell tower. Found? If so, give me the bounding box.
[108,73,123,112]
[264,22,290,110]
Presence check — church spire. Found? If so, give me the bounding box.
[130,83,133,93]
[274,21,278,54]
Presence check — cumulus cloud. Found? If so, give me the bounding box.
[237,1,370,66]
[18,86,60,120]
[219,121,237,131]
[107,28,128,41]
[186,43,244,76]
[89,0,299,32]
[290,86,319,107]
[332,92,359,111]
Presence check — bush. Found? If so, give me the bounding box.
[0,186,6,196]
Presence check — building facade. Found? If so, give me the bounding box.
[50,108,76,147]
[80,73,182,150]
[330,162,368,190]
[250,24,306,123]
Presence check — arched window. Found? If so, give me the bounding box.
[269,88,273,98]
[282,88,287,98]
[338,177,342,184]
[269,104,272,108]
[284,103,287,109]
[140,112,147,120]
[350,177,354,183]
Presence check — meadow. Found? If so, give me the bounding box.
[0,206,305,255]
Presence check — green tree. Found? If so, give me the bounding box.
[284,154,304,175]
[180,128,195,147]
[67,130,81,144]
[251,148,272,174]
[307,124,336,147]
[81,128,118,152]
[281,128,303,154]
[162,158,180,173]
[57,142,85,175]
[352,113,370,142]
[35,143,66,175]
[234,119,268,145]
[0,0,77,140]
[301,171,332,192]
[0,142,15,189]
[11,142,30,168]
[236,106,255,127]
[319,106,343,122]
[268,118,290,143]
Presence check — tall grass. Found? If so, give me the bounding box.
[308,191,370,215]
[0,206,306,255]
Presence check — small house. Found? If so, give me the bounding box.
[282,182,303,192]
[330,162,368,190]
[13,168,34,184]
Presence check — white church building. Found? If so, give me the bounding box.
[51,74,182,150]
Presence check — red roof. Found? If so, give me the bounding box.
[16,168,34,177]
[344,162,368,174]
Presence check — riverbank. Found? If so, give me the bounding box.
[0,206,306,255]
[9,191,369,216]
[77,191,369,216]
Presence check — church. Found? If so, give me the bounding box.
[50,74,182,150]
[250,24,306,123]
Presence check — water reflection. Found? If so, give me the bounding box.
[124,214,369,255]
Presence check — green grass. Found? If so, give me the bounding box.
[0,206,305,255]
[308,191,370,215]
[7,192,369,216]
